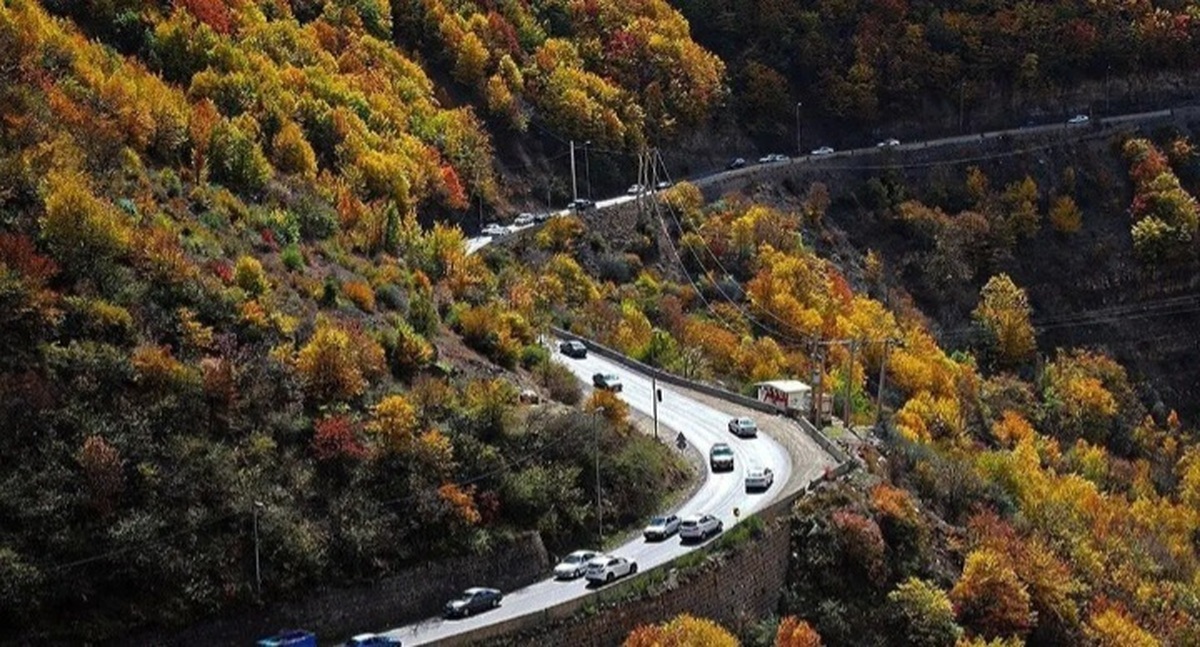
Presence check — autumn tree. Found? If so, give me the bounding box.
[312,415,366,461]
[271,120,318,178]
[1048,195,1082,234]
[295,320,386,403]
[41,172,131,278]
[972,274,1035,368]
[887,577,963,647]
[78,435,124,516]
[369,393,421,449]
[1085,605,1159,647]
[1001,175,1040,241]
[949,548,1034,640]
[775,616,823,647]
[624,614,738,647]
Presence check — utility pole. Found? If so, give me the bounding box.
[811,343,825,427]
[844,340,857,427]
[959,81,966,133]
[253,501,264,595]
[1105,65,1112,114]
[584,140,593,200]
[875,339,894,427]
[652,376,660,441]
[570,140,578,203]
[795,102,803,156]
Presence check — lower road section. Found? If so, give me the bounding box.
[380,344,804,645]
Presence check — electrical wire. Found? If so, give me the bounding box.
[650,151,819,349]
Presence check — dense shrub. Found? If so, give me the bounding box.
[537,361,582,405]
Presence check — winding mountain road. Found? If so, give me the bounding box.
[466,106,1186,254]
[378,344,808,645]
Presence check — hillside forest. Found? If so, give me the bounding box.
[1,0,1200,644]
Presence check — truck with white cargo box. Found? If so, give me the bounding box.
[755,380,832,422]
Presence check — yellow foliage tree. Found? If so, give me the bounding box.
[1085,606,1159,647]
[587,389,629,425]
[949,548,1034,640]
[972,274,1036,367]
[271,120,317,177]
[370,393,421,449]
[41,171,131,275]
[296,320,386,402]
[624,614,739,647]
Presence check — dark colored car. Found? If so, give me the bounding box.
[709,443,734,472]
[726,158,746,170]
[559,340,588,358]
[444,587,503,618]
[592,372,623,392]
[569,198,596,211]
[258,630,317,647]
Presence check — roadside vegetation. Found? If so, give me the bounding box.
[0,1,688,640]
[501,163,1200,642]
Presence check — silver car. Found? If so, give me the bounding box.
[811,146,835,155]
[679,514,723,542]
[643,514,681,541]
[728,417,758,438]
[554,550,599,579]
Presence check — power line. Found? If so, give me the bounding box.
[650,150,819,349]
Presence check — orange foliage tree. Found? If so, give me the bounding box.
[624,614,738,647]
[775,616,823,646]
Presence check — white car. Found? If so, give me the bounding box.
[481,223,507,237]
[811,146,835,156]
[655,180,673,190]
[679,514,723,542]
[554,549,600,579]
[345,634,402,646]
[627,184,646,195]
[585,554,638,584]
[728,417,758,438]
[876,138,900,147]
[513,212,536,226]
[745,466,775,492]
[643,514,681,541]
[1067,114,1090,125]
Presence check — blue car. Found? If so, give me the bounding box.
[258,630,317,647]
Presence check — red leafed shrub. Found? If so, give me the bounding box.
[831,508,887,580]
[312,415,366,461]
[0,233,58,286]
[260,227,279,251]
[178,0,233,35]
[208,259,234,284]
[440,164,468,211]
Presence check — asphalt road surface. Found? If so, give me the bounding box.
[378,345,795,645]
